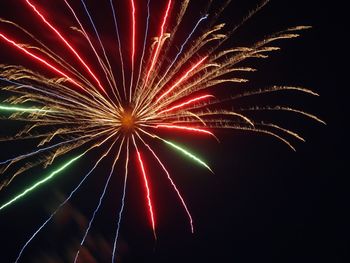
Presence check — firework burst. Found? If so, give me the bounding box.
[0,0,323,261]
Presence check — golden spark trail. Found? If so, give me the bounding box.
[155,56,207,103]
[25,0,105,93]
[0,0,323,260]
[157,94,214,114]
[0,33,82,89]
[143,0,172,88]
[153,124,215,137]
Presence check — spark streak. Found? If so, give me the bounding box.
[129,0,136,102]
[140,129,213,173]
[112,138,130,262]
[133,135,157,240]
[154,14,209,90]
[154,124,215,138]
[109,0,127,99]
[143,0,172,87]
[162,139,213,173]
[0,104,53,113]
[14,135,119,263]
[0,33,82,89]
[134,0,151,107]
[0,0,321,260]
[25,0,105,92]
[156,56,207,103]
[137,133,194,233]
[74,138,124,263]
[77,0,119,101]
[158,94,214,114]
[0,132,102,166]
[0,154,83,211]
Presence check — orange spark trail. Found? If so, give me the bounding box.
[25,0,105,92]
[143,0,172,87]
[134,139,157,239]
[155,56,207,103]
[154,124,214,137]
[0,32,82,89]
[138,135,194,233]
[158,94,214,114]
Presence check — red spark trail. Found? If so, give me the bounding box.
[143,0,172,87]
[158,94,214,114]
[25,0,105,93]
[0,32,82,89]
[129,0,136,101]
[154,124,214,137]
[130,0,136,66]
[155,56,207,103]
[135,145,157,239]
[138,135,194,233]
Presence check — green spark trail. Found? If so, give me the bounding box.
[0,154,83,211]
[0,104,53,113]
[162,139,213,173]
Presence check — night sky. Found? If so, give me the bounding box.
[0,0,347,262]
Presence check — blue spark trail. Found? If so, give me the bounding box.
[74,138,125,263]
[79,0,112,71]
[78,0,122,105]
[14,138,118,263]
[109,0,127,100]
[0,77,109,112]
[63,0,121,105]
[0,77,70,103]
[0,137,82,166]
[111,138,129,262]
[155,14,208,88]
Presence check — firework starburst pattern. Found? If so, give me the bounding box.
[0,0,323,262]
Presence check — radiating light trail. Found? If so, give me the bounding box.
[156,56,207,103]
[129,0,136,102]
[161,139,213,173]
[14,135,118,263]
[0,105,53,113]
[137,133,194,233]
[0,154,83,211]
[158,94,214,114]
[154,14,209,90]
[0,77,88,108]
[0,132,105,166]
[112,138,130,262]
[0,33,82,89]
[109,0,127,99]
[74,138,124,263]
[130,0,136,63]
[134,0,151,108]
[133,136,157,240]
[140,129,213,173]
[154,124,215,137]
[75,0,120,102]
[0,0,321,260]
[25,0,105,92]
[143,0,172,87]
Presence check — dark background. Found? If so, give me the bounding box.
[0,0,347,262]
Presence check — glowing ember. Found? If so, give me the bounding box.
[120,109,136,132]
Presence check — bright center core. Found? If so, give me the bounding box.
[120,110,136,132]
